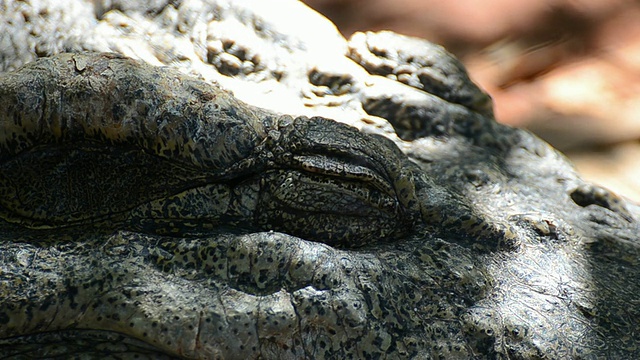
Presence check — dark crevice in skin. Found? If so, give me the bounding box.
[288,292,309,359]
[570,183,633,222]
[3,159,414,250]
[0,329,181,359]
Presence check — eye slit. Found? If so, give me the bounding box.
[288,154,396,200]
[255,169,406,247]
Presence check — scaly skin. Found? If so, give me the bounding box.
[0,53,418,247]
[0,1,639,358]
[0,52,638,360]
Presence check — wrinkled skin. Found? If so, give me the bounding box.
[0,53,418,247]
[1,1,639,359]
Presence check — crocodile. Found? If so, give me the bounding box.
[0,0,639,359]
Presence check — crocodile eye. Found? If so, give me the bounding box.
[249,116,420,247]
[254,168,408,247]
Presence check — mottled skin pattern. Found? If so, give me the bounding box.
[1,1,640,359]
[0,53,418,247]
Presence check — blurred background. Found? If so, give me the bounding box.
[303,0,640,203]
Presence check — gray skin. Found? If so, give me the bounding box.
[1,53,639,360]
[1,1,639,359]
